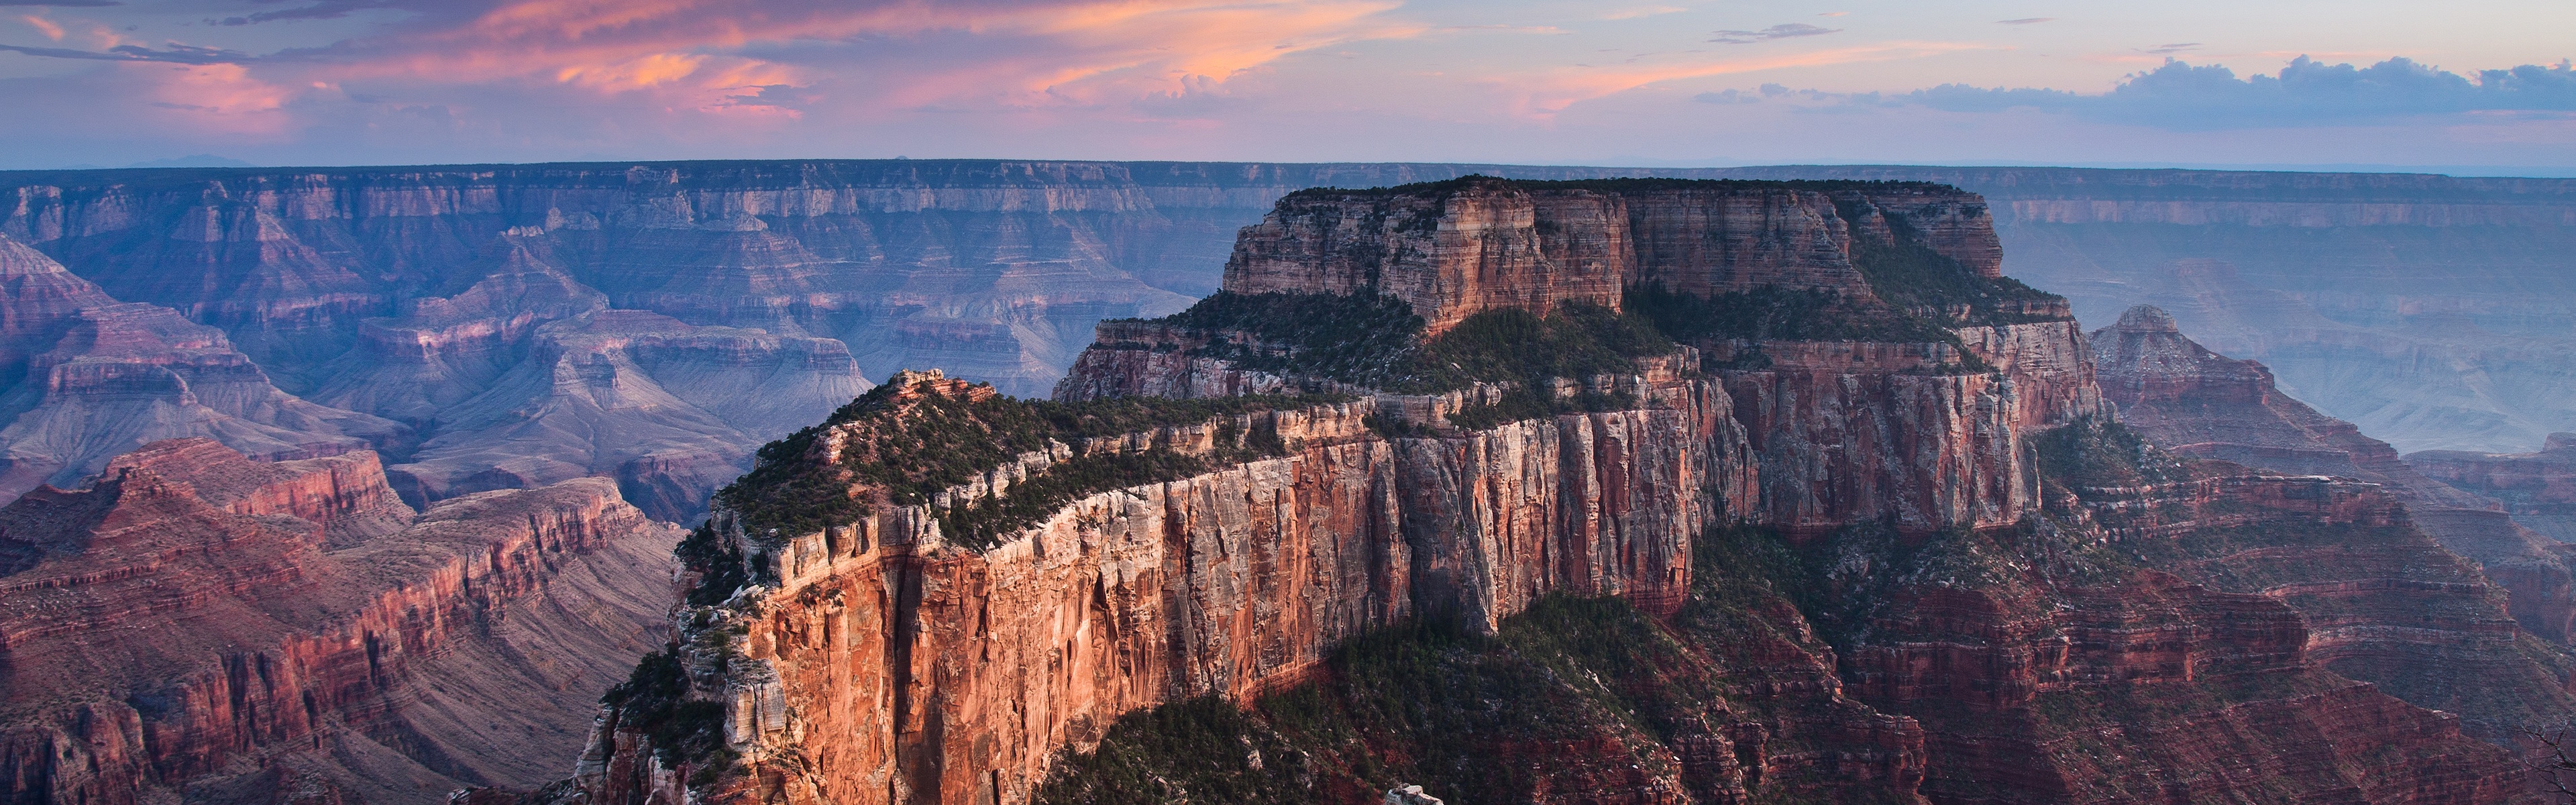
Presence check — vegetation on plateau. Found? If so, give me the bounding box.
[713,377,1338,549]
[1148,292,1673,394]
[1034,525,1914,805]
[1623,284,1950,345]
[600,647,731,776]
[2031,417,2184,495]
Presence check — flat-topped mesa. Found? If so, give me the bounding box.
[1220,178,1634,333]
[1214,176,2032,336]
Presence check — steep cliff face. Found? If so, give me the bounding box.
[1212,177,2018,335]
[503,176,2566,805]
[584,362,1752,804]
[1219,180,1633,335]
[0,438,684,805]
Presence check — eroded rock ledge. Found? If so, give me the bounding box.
[534,178,2538,805]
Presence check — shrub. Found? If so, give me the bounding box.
[2032,418,2182,493]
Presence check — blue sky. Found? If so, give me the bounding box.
[1,0,2571,171]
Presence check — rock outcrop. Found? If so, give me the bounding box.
[2088,304,2576,743]
[515,177,2542,805]
[672,382,1737,804]
[0,438,685,804]
[1216,177,2016,335]
[2411,435,2576,542]
[0,233,411,504]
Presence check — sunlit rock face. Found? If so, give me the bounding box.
[527,178,2536,805]
[0,438,684,805]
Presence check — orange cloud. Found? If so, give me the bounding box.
[555,52,709,90]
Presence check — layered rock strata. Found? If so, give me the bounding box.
[1217,176,2011,334]
[0,438,685,804]
[508,177,2559,805]
[2086,304,2576,745]
[377,308,871,520]
[0,233,411,503]
[2410,435,2576,543]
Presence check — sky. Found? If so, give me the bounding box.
[1,0,2572,172]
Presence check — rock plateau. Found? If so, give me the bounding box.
[523,178,2543,805]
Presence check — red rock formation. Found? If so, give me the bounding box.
[1831,474,2532,804]
[1213,178,2024,336]
[2088,304,2576,743]
[521,176,2539,805]
[550,360,1754,804]
[0,439,684,805]
[1220,178,1633,335]
[2410,435,2576,541]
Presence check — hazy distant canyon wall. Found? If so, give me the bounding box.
[0,162,1726,514]
[4,160,2568,511]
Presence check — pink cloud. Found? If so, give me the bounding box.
[19,14,63,42]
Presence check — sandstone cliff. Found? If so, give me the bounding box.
[509,177,2550,805]
[0,439,685,804]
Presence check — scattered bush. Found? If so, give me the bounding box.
[600,647,729,767]
[2033,418,2182,493]
[1846,237,2065,327]
[1625,283,1953,345]
[714,376,1336,549]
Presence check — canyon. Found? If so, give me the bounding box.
[3,160,2573,804]
[11,160,2563,518]
[0,438,684,804]
[530,176,2551,805]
